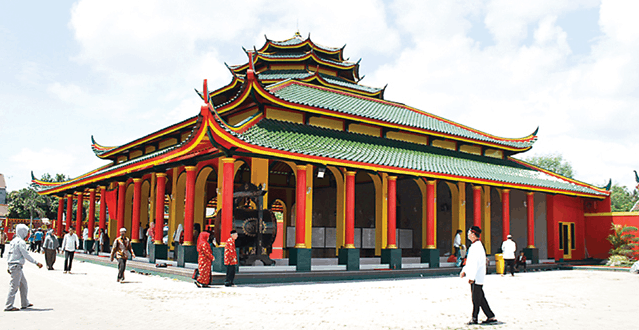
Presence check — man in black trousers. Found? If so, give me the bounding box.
[460,226,498,325]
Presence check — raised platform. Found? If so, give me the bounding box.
[71,253,565,285]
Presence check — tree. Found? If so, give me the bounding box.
[610,183,639,212]
[522,153,574,178]
[607,223,639,264]
[7,173,70,223]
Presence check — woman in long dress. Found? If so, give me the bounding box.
[195,231,214,287]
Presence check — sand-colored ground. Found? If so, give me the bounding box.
[1,252,638,330]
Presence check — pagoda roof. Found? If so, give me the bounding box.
[260,32,344,61]
[254,70,383,98]
[205,108,608,199]
[240,79,537,151]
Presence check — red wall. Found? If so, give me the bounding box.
[585,213,639,259]
[546,194,586,260]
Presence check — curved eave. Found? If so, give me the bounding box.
[231,52,357,77]
[205,109,606,200]
[96,117,199,159]
[32,163,113,192]
[509,157,611,196]
[36,111,213,196]
[259,36,344,61]
[91,136,117,158]
[256,80,537,152]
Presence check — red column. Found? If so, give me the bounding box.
[527,192,535,248]
[99,186,106,230]
[473,186,481,227]
[387,176,397,249]
[183,166,197,245]
[502,189,510,241]
[56,197,64,238]
[155,174,166,244]
[344,171,356,248]
[65,194,73,232]
[295,165,307,248]
[117,182,125,232]
[221,158,235,245]
[76,192,83,233]
[131,178,142,243]
[426,180,436,248]
[88,188,96,240]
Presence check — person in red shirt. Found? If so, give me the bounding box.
[224,230,238,287]
[195,231,214,287]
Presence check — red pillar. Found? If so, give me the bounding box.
[76,192,83,233]
[154,173,166,244]
[131,179,142,243]
[502,189,510,241]
[387,176,397,249]
[99,186,106,230]
[56,197,64,238]
[344,171,356,248]
[65,194,73,232]
[473,186,482,228]
[183,166,197,245]
[117,182,125,232]
[221,158,235,245]
[426,180,436,248]
[88,188,96,240]
[295,165,307,248]
[527,192,535,248]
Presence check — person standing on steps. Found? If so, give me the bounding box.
[4,224,43,312]
[501,234,517,277]
[460,226,497,325]
[224,230,238,287]
[62,227,79,274]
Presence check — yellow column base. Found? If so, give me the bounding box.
[131,239,140,243]
[425,244,436,249]
[294,243,307,248]
[386,244,398,249]
[344,244,356,249]
[527,245,536,249]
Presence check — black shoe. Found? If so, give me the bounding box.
[467,319,478,325]
[482,318,498,324]
[20,304,33,310]
[195,281,202,288]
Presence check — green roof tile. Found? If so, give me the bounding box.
[237,119,603,196]
[267,82,535,149]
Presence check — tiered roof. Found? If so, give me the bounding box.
[33,33,609,199]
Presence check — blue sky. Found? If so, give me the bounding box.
[2,0,638,193]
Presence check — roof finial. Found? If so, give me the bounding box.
[295,19,301,38]
[203,79,209,104]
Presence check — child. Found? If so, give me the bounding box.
[515,251,527,272]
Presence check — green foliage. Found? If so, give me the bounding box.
[609,183,639,212]
[607,223,639,260]
[522,153,574,178]
[7,173,70,221]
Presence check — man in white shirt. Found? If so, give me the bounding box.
[453,229,462,259]
[4,224,43,311]
[82,227,89,254]
[501,234,517,276]
[61,227,79,274]
[460,226,497,325]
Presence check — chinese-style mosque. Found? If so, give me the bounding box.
[33,32,613,271]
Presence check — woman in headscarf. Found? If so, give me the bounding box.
[146,222,155,257]
[43,229,59,270]
[195,231,214,287]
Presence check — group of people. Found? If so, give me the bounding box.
[194,229,238,288]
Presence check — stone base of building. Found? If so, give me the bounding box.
[288,248,312,272]
[177,244,198,267]
[421,248,440,268]
[149,244,167,263]
[338,248,360,271]
[524,247,539,264]
[131,242,144,258]
[381,248,402,270]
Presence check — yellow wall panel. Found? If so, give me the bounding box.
[145,146,156,154]
[387,131,428,145]
[228,109,259,126]
[266,108,304,124]
[309,116,344,131]
[159,138,177,150]
[484,149,504,159]
[129,150,143,159]
[349,123,381,137]
[460,144,482,155]
[432,139,456,151]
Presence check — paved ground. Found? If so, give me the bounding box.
[2,252,638,330]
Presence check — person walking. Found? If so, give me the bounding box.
[43,229,59,270]
[82,226,89,253]
[146,222,155,257]
[93,227,100,255]
[4,224,43,312]
[34,229,44,253]
[224,230,239,287]
[62,227,79,274]
[460,226,497,325]
[195,231,214,287]
[0,228,7,258]
[100,229,110,253]
[501,234,517,277]
[110,228,135,283]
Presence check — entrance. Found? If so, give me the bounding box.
[559,222,575,259]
